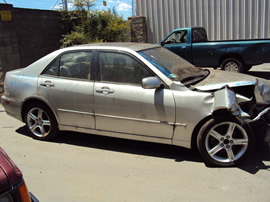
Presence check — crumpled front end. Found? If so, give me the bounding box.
[212,86,250,118]
[210,79,270,127]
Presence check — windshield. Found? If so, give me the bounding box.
[138,47,208,84]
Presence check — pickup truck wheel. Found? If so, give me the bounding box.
[221,58,244,73]
[197,118,254,167]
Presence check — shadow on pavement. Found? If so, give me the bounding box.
[239,146,270,174]
[16,125,203,163]
[237,124,270,174]
[247,71,270,80]
[16,125,270,173]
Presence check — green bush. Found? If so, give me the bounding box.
[60,9,130,47]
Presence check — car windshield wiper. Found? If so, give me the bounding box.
[180,74,204,83]
[180,71,209,85]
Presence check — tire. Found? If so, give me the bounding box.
[221,58,244,73]
[24,103,59,141]
[197,118,254,167]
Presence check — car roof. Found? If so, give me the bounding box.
[20,42,160,75]
[72,42,159,52]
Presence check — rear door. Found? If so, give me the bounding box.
[94,50,176,139]
[38,51,95,129]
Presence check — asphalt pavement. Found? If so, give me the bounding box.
[248,63,270,80]
[0,64,270,201]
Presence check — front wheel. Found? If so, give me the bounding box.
[221,58,244,73]
[24,103,59,141]
[197,118,254,167]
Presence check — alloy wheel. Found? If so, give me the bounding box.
[26,107,51,138]
[205,122,248,163]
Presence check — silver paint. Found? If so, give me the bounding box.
[1,43,270,150]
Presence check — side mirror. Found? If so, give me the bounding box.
[142,77,161,89]
[161,41,165,47]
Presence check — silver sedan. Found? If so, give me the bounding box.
[2,43,270,167]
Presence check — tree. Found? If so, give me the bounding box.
[73,0,96,11]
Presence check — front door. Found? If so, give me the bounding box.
[94,51,176,139]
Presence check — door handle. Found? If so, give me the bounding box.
[40,81,55,88]
[181,46,186,49]
[95,87,114,94]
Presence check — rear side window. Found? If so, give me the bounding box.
[44,58,59,76]
[192,28,208,42]
[43,52,92,80]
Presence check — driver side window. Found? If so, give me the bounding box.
[99,52,153,84]
[165,30,187,44]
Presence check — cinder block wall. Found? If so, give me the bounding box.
[13,7,63,68]
[0,4,20,94]
[0,4,63,94]
[0,5,145,95]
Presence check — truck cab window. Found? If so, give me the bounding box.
[165,30,187,44]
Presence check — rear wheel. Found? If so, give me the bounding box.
[24,103,58,141]
[221,58,244,73]
[197,118,254,167]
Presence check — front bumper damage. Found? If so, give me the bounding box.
[211,79,270,126]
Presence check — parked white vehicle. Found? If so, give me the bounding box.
[2,43,270,167]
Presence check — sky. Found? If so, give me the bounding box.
[2,0,134,19]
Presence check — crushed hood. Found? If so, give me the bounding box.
[193,69,258,91]
[192,69,270,120]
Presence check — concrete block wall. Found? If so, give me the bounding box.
[0,4,63,94]
[0,4,20,94]
[13,7,63,68]
[0,5,146,95]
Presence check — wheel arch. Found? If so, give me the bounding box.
[21,98,58,124]
[219,54,245,66]
[190,115,212,150]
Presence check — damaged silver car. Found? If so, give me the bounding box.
[1,43,270,167]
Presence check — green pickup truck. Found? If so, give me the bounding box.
[160,27,270,73]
